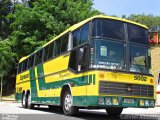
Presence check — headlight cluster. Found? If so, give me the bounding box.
[139,100,155,107]
[98,97,120,105]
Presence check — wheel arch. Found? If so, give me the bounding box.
[60,84,72,106]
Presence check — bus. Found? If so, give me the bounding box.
[16,15,155,116]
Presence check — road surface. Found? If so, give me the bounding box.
[0,101,160,120]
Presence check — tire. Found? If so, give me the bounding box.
[26,92,34,109]
[62,91,78,116]
[22,93,27,108]
[106,107,123,116]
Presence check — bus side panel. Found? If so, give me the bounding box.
[15,70,30,102]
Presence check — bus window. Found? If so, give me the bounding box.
[69,46,88,72]
[48,42,54,59]
[73,29,80,48]
[22,60,27,71]
[55,39,61,56]
[80,24,89,44]
[35,50,43,65]
[43,46,49,61]
[92,19,125,40]
[18,63,22,73]
[128,23,148,45]
[69,50,77,71]
[61,34,68,53]
[28,55,34,68]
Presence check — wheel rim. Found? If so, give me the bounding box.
[64,94,72,111]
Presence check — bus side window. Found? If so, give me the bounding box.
[73,29,80,48]
[61,34,69,53]
[35,50,43,65]
[80,23,89,44]
[69,50,77,71]
[18,63,22,73]
[55,39,61,56]
[69,46,88,72]
[28,55,34,68]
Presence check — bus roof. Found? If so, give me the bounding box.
[19,15,148,63]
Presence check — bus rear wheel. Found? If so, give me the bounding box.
[106,107,123,116]
[62,91,78,116]
[26,92,34,109]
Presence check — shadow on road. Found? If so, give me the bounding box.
[18,106,160,120]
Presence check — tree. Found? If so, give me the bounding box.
[0,39,15,100]
[0,0,12,39]
[8,0,101,58]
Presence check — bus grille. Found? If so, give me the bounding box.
[99,81,154,97]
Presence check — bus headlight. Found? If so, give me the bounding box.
[106,98,112,105]
[139,100,144,106]
[145,100,149,106]
[150,100,155,106]
[112,98,119,105]
[98,97,104,105]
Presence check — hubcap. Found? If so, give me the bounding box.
[64,94,72,111]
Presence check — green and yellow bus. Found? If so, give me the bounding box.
[16,15,155,116]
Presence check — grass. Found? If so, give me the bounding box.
[1,93,15,101]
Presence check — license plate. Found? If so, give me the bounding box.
[124,99,134,104]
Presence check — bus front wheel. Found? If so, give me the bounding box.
[106,107,123,116]
[62,91,78,116]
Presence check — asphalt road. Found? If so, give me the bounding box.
[0,101,160,120]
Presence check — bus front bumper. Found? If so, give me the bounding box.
[97,96,155,108]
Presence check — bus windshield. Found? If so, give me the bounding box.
[91,19,150,74]
[90,39,126,71]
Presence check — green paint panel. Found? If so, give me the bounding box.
[36,64,89,90]
[15,93,22,101]
[30,68,38,99]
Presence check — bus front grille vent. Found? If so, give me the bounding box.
[99,81,154,97]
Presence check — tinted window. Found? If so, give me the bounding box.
[80,24,89,44]
[55,39,61,56]
[28,55,34,68]
[90,39,125,70]
[22,60,27,71]
[44,46,49,61]
[92,19,125,40]
[18,63,22,73]
[61,34,68,53]
[128,24,148,45]
[48,42,54,59]
[73,29,80,48]
[69,50,77,71]
[35,50,43,65]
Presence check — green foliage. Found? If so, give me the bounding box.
[128,14,160,29]
[0,0,12,39]
[0,39,15,75]
[9,0,101,57]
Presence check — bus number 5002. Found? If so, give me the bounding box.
[134,75,147,81]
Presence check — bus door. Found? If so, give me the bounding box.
[69,45,88,106]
